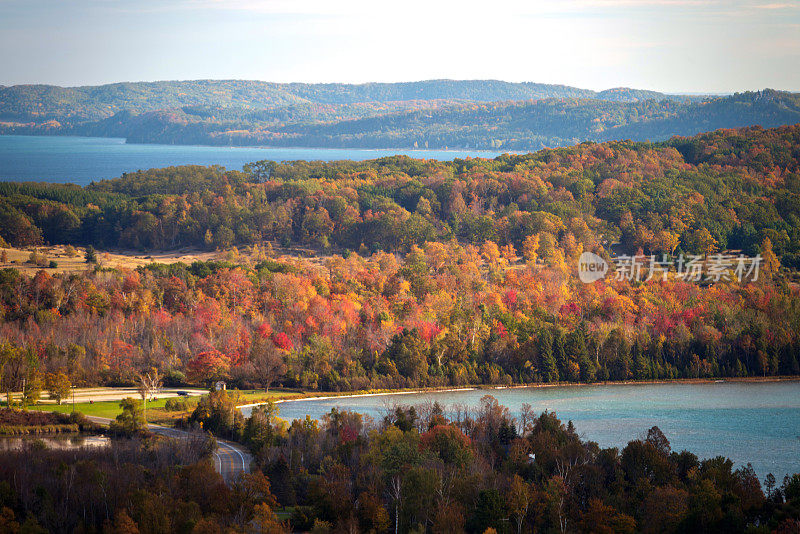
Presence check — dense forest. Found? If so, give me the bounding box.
[0,80,686,123]
[2,124,800,260]
[0,125,799,392]
[1,396,799,533]
[6,80,799,151]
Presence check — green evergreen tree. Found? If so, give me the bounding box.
[553,329,567,378]
[109,397,146,436]
[569,328,590,381]
[579,351,595,382]
[633,341,649,380]
[539,329,559,383]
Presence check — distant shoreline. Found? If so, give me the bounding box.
[0,133,507,157]
[238,375,800,410]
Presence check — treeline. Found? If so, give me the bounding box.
[0,79,679,124]
[2,89,796,151]
[0,237,797,393]
[200,391,800,533]
[3,397,798,533]
[256,90,800,151]
[2,124,800,265]
[0,432,289,533]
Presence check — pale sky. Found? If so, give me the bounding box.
[1,0,798,93]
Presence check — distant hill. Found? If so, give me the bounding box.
[270,90,800,150]
[0,79,687,123]
[2,80,798,151]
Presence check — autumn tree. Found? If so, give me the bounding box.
[759,237,780,280]
[45,372,71,405]
[22,370,42,407]
[506,474,534,534]
[189,389,245,440]
[385,329,429,384]
[188,350,231,385]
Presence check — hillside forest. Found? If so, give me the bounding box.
[1,80,799,151]
[0,125,799,392]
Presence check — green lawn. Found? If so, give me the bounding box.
[274,506,295,521]
[32,397,181,421]
[26,389,302,424]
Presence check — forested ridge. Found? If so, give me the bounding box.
[5,80,799,151]
[0,79,685,123]
[2,123,800,262]
[0,124,799,394]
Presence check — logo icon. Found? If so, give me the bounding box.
[578,252,609,283]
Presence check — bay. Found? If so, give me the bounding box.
[0,135,504,185]
[247,380,800,482]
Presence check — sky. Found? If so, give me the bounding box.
[0,0,798,93]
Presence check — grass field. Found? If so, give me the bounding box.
[27,389,302,425]
[0,244,226,276]
[274,507,294,522]
[31,398,176,421]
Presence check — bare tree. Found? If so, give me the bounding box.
[251,341,286,392]
[137,368,162,422]
[519,402,536,435]
[388,475,402,534]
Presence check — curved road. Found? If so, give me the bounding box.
[85,416,252,483]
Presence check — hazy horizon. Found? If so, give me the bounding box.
[0,77,748,96]
[2,0,799,94]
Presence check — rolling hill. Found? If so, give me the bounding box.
[2,80,798,151]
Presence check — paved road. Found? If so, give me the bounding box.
[85,416,252,483]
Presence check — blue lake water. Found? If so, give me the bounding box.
[0,135,504,185]
[250,381,800,482]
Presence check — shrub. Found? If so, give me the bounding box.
[164,397,189,412]
[163,369,187,386]
[108,398,146,436]
[84,246,97,264]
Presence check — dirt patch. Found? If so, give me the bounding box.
[0,245,238,275]
[0,243,347,276]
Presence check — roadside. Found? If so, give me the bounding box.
[83,414,252,484]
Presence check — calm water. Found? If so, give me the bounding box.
[0,434,109,451]
[249,381,800,481]
[0,135,503,185]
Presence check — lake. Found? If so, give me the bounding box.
[0,135,505,185]
[0,434,109,451]
[247,380,800,482]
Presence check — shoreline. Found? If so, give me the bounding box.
[237,375,800,410]
[0,134,506,157]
